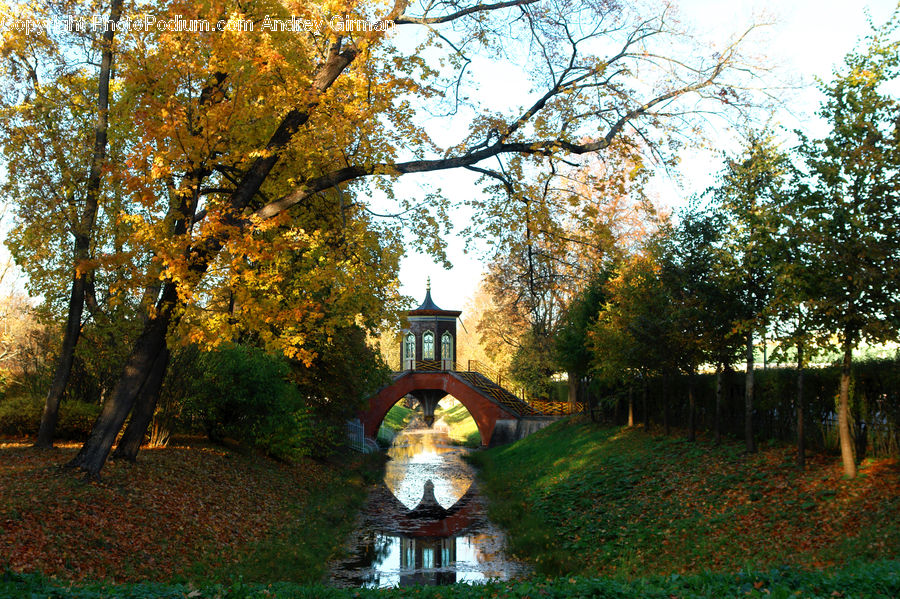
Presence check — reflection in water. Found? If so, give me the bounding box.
[384,430,473,509]
[329,426,529,588]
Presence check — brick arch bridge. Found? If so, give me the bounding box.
[360,369,559,447]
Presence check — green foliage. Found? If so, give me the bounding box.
[183,344,311,461]
[589,252,674,386]
[1,561,897,598]
[290,325,392,455]
[509,330,557,397]
[554,273,609,376]
[713,130,792,336]
[0,395,99,439]
[794,18,900,349]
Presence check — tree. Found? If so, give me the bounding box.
[796,15,900,477]
[555,271,610,410]
[714,130,792,452]
[474,139,657,394]
[766,169,822,469]
[0,0,126,447]
[4,0,764,477]
[656,202,738,442]
[590,250,676,429]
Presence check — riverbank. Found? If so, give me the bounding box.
[376,404,415,445]
[469,418,900,578]
[434,402,481,447]
[0,439,379,584]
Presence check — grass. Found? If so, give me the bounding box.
[376,403,414,444]
[2,561,898,597]
[434,401,481,447]
[469,418,900,579]
[0,438,379,585]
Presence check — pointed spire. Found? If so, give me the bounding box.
[413,276,441,311]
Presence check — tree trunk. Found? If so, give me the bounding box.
[838,338,857,478]
[568,370,578,414]
[687,370,696,442]
[67,283,176,478]
[714,365,723,445]
[745,331,756,453]
[796,343,805,469]
[35,271,86,447]
[34,0,124,449]
[663,376,670,436]
[627,384,634,427]
[642,377,649,430]
[111,346,171,462]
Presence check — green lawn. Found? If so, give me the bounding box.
[435,401,481,447]
[469,418,900,579]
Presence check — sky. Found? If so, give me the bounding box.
[1,0,898,311]
[395,0,900,314]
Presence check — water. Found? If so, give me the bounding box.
[329,423,529,588]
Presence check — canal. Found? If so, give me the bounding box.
[329,419,529,587]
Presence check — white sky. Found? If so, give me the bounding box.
[398,0,900,313]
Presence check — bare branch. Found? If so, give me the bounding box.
[396,0,541,25]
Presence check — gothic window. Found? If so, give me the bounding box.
[404,333,415,366]
[423,330,434,360]
[441,331,453,366]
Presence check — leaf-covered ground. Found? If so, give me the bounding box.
[0,439,371,584]
[471,419,900,578]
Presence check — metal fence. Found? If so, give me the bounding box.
[346,418,375,453]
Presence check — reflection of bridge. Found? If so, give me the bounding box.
[357,479,487,586]
[359,282,580,447]
[374,480,483,539]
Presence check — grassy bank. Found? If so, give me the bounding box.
[469,418,900,578]
[3,560,898,598]
[0,439,379,585]
[376,404,414,444]
[434,401,481,447]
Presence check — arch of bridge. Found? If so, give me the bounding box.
[361,372,518,447]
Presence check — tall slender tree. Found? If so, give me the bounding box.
[0,0,129,446]
[714,130,791,452]
[796,14,900,478]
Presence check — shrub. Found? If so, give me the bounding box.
[183,344,313,461]
[0,395,99,439]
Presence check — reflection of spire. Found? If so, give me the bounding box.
[411,479,447,519]
[427,276,431,291]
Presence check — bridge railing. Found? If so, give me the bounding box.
[529,400,585,415]
[466,360,582,415]
[394,357,583,416]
